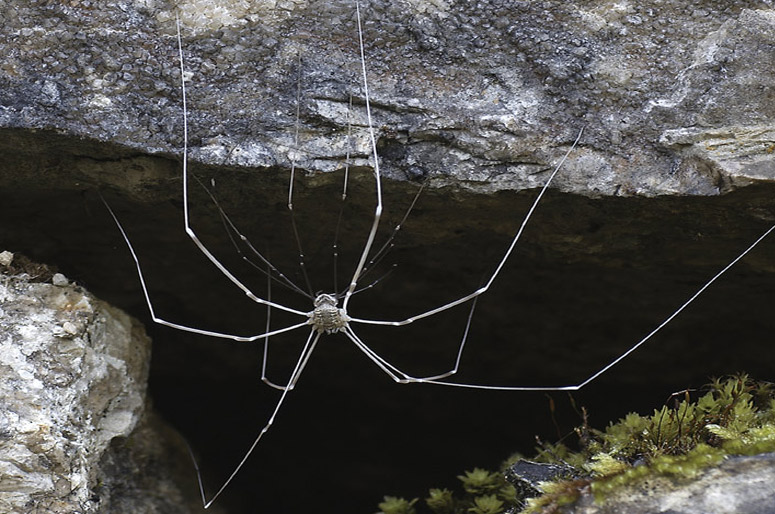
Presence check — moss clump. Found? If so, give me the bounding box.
[527,374,775,511]
[376,375,775,514]
[378,467,518,514]
[378,496,419,514]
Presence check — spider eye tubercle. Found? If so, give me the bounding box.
[313,293,339,308]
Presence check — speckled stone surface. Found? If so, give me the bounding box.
[0,262,210,514]
[1,1,774,195]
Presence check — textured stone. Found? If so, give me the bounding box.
[563,453,775,514]
[0,261,204,514]
[0,1,773,196]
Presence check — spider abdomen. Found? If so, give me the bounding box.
[310,293,349,334]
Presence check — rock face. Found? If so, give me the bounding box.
[1,1,774,513]
[564,452,775,514]
[1,1,775,196]
[0,259,203,514]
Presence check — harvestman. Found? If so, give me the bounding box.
[103,2,775,509]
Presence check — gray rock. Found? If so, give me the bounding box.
[0,264,204,514]
[507,459,581,507]
[1,1,773,196]
[563,452,775,514]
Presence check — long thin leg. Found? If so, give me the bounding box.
[332,1,581,318]
[346,264,397,297]
[349,128,584,326]
[341,0,384,313]
[350,181,426,290]
[337,2,579,322]
[345,326,403,382]
[197,330,321,509]
[286,52,315,297]
[350,222,775,391]
[261,285,322,391]
[261,262,290,391]
[345,297,479,383]
[338,181,425,299]
[175,14,307,317]
[102,195,311,341]
[193,173,312,299]
[287,51,303,212]
[332,93,355,295]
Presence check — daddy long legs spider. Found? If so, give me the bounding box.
[98,2,775,511]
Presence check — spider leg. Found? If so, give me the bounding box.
[331,92,355,294]
[197,329,321,509]
[345,297,479,383]
[349,182,426,293]
[175,15,307,318]
[341,0,384,314]
[345,326,404,382]
[261,264,293,391]
[336,3,580,323]
[193,173,312,300]
[355,222,775,391]
[102,196,310,341]
[349,127,584,327]
[337,181,424,300]
[286,51,315,298]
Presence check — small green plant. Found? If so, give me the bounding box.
[468,494,503,514]
[458,469,502,495]
[425,489,455,514]
[378,496,418,514]
[521,478,591,513]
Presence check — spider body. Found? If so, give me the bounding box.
[97,3,775,509]
[310,293,350,334]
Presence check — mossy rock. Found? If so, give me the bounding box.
[567,451,775,513]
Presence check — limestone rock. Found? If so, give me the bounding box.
[0,259,202,514]
[0,1,773,196]
[563,452,775,514]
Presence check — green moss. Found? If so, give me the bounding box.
[717,423,775,455]
[457,468,503,496]
[425,489,455,514]
[378,496,419,514]
[521,478,590,513]
[376,374,775,514]
[590,444,726,499]
[549,374,775,506]
[468,494,504,514]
